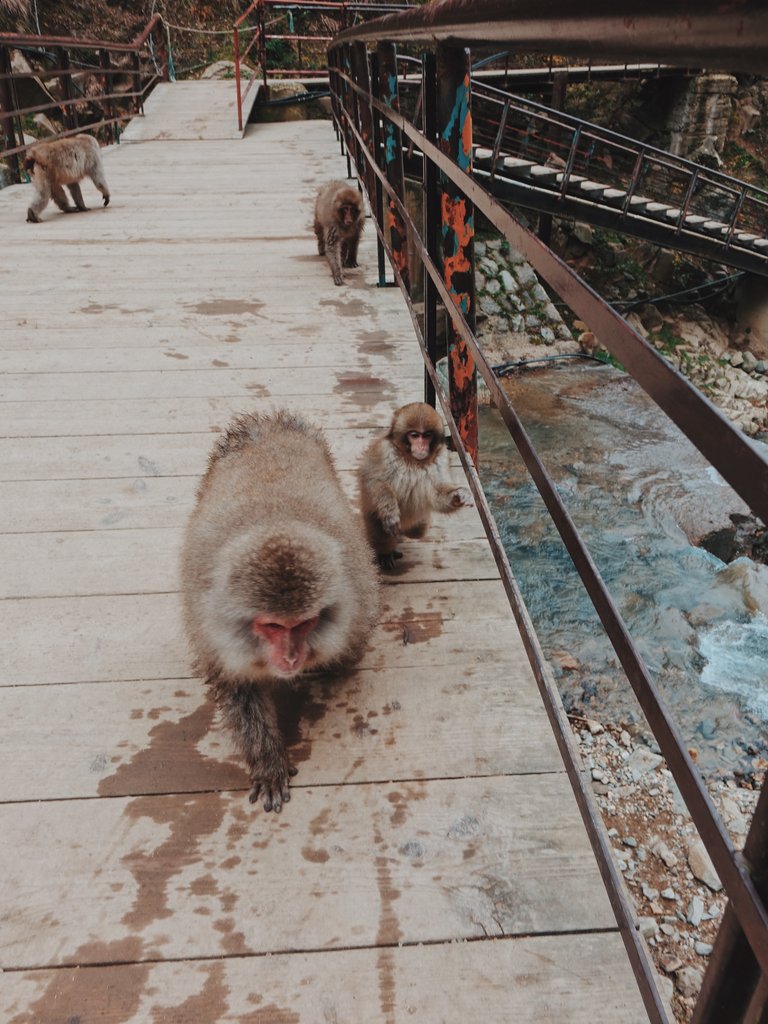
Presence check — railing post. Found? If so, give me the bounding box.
[56,47,78,133]
[131,51,143,115]
[234,25,244,133]
[0,45,22,183]
[99,49,116,144]
[369,51,387,288]
[258,3,268,92]
[377,41,410,294]
[422,50,438,409]
[350,41,375,201]
[436,43,478,466]
[692,783,768,1024]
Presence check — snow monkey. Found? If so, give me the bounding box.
[313,179,365,285]
[180,410,380,813]
[25,134,110,223]
[358,402,473,570]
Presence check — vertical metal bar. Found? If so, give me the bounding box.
[436,43,478,465]
[131,52,143,115]
[234,26,244,133]
[296,9,303,70]
[539,69,567,247]
[0,46,22,183]
[351,41,375,201]
[99,50,116,144]
[423,50,438,408]
[675,165,699,235]
[342,44,354,178]
[377,41,410,293]
[560,124,582,197]
[56,47,78,132]
[692,782,768,1024]
[725,185,748,247]
[259,3,268,92]
[370,51,387,287]
[490,98,510,183]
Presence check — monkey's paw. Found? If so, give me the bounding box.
[103,195,110,207]
[451,488,473,509]
[248,763,298,813]
[343,258,359,268]
[26,209,41,224]
[377,550,403,571]
[333,274,344,286]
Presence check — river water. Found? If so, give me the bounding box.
[478,362,768,779]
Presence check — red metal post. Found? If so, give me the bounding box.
[436,43,478,466]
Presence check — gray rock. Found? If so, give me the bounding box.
[661,887,678,901]
[540,327,556,345]
[695,941,713,956]
[642,883,659,901]
[652,840,679,868]
[479,257,499,276]
[638,916,658,938]
[687,838,723,891]
[479,296,502,316]
[756,361,767,374]
[675,966,704,999]
[499,269,516,293]
[687,894,705,926]
[475,240,487,258]
[486,278,501,296]
[627,746,663,781]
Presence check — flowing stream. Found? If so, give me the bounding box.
[478,362,768,779]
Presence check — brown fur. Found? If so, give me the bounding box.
[181,409,379,812]
[25,134,110,223]
[313,179,365,285]
[358,403,473,569]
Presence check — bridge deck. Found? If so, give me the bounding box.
[0,95,648,1022]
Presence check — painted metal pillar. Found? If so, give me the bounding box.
[436,43,478,466]
[692,782,768,1024]
[422,50,439,409]
[369,50,387,287]
[376,42,410,294]
[350,41,375,202]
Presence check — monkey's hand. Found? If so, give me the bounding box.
[248,761,298,813]
[450,487,473,509]
[378,550,403,571]
[103,195,110,207]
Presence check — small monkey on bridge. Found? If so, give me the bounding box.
[358,402,473,570]
[181,410,379,813]
[25,134,110,223]
[313,180,365,285]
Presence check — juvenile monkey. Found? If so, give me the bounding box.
[25,134,110,223]
[313,179,365,285]
[181,410,379,813]
[358,402,473,569]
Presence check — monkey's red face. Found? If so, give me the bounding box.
[338,203,359,227]
[252,614,319,676]
[405,429,434,461]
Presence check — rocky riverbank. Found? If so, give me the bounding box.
[573,715,759,1022]
[473,236,768,438]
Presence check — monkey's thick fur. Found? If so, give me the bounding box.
[181,410,379,812]
[25,134,110,223]
[359,402,472,569]
[313,180,365,285]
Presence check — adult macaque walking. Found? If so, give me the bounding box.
[313,180,365,285]
[181,410,379,813]
[25,134,110,223]
[359,402,473,569]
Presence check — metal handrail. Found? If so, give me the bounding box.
[328,8,768,1022]
[0,17,168,178]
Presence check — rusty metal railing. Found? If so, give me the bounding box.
[232,0,412,132]
[328,4,768,1022]
[0,17,168,181]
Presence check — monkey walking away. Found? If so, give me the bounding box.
[358,402,473,570]
[313,179,365,286]
[25,134,110,223]
[181,410,379,813]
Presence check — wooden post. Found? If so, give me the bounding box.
[377,41,410,294]
[436,43,478,466]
